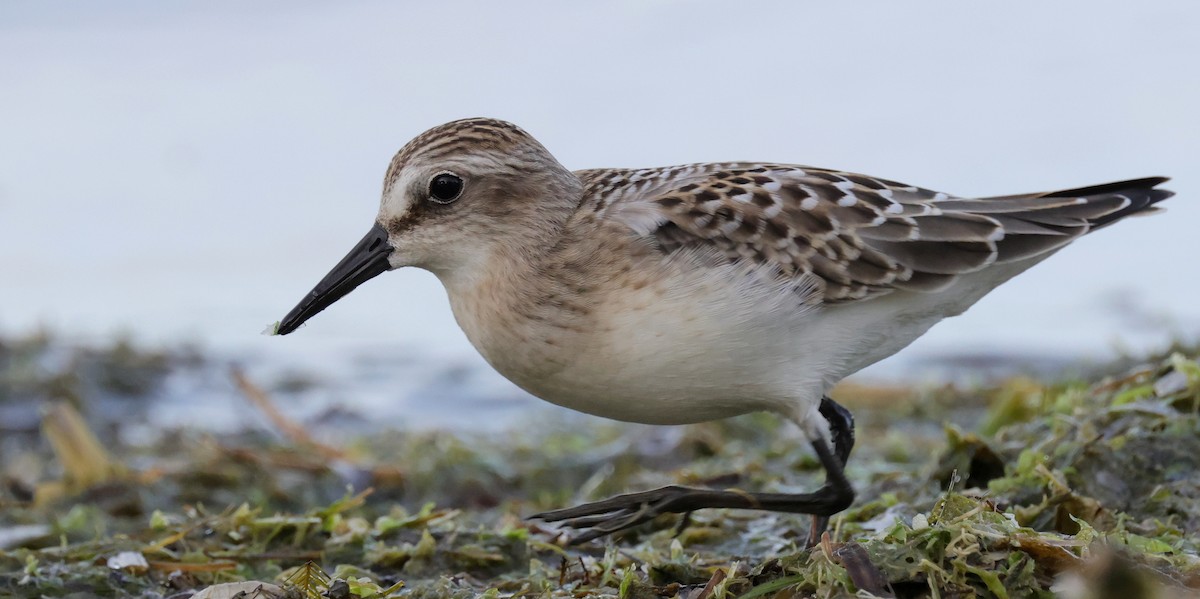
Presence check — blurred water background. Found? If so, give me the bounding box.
[2,2,1197,431]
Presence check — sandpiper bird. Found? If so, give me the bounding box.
[276,118,1173,545]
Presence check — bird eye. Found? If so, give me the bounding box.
[428,172,464,204]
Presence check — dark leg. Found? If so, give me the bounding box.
[806,396,857,547]
[530,399,856,545]
[820,395,856,466]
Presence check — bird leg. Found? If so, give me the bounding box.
[806,395,856,547]
[530,396,856,545]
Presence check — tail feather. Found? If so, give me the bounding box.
[1020,177,1174,229]
[976,177,1174,263]
[1042,176,1170,199]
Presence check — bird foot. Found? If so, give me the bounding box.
[530,485,699,545]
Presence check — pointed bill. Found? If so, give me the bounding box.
[276,223,393,335]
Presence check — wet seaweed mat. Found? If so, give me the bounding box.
[1,335,1198,597]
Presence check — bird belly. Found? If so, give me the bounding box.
[491,260,829,425]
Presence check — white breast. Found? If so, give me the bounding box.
[442,243,1051,428]
[452,251,830,425]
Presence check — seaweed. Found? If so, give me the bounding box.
[1,332,1198,597]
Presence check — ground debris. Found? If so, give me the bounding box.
[1,332,1198,597]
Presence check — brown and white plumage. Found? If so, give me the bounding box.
[277,116,1176,431]
[579,162,1171,303]
[277,117,1174,543]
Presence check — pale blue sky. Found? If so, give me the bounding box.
[2,2,1197,381]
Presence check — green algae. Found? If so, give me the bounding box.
[1,333,1199,597]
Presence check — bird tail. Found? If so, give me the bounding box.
[923,176,1176,265]
[1036,176,1174,229]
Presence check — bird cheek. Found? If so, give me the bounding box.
[386,231,444,270]
[386,245,419,269]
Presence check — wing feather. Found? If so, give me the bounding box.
[577,163,1172,304]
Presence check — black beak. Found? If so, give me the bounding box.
[276,223,393,335]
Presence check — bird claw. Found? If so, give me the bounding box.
[530,486,692,545]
